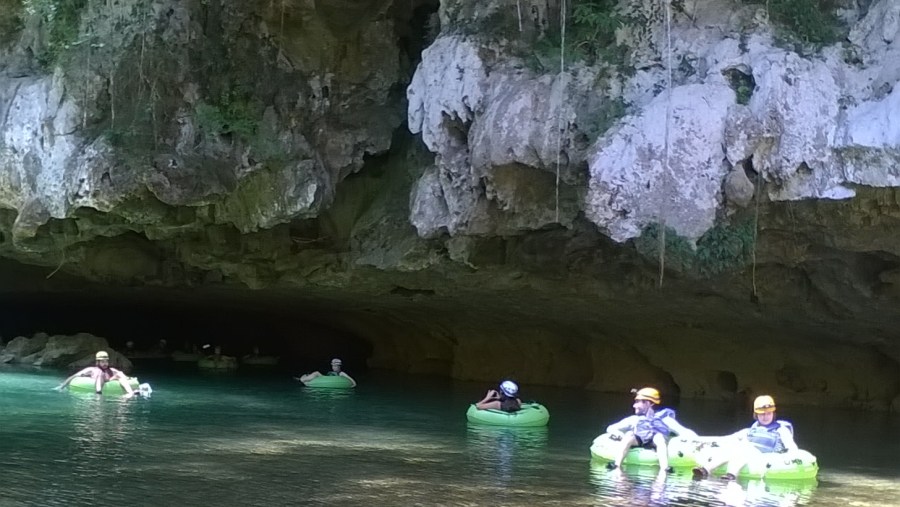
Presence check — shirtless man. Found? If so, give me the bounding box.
[56,351,136,398]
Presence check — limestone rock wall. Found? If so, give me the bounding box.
[408,0,900,243]
[356,305,900,411]
[0,0,414,254]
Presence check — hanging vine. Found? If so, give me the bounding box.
[751,165,763,300]
[555,0,567,224]
[658,0,674,288]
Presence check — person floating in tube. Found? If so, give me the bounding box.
[298,358,357,387]
[475,380,522,412]
[55,351,137,398]
[692,395,799,481]
[603,387,698,476]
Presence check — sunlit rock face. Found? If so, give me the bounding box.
[1,0,900,409]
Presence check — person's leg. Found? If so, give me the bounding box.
[93,371,104,394]
[723,446,761,479]
[652,433,671,472]
[300,372,322,382]
[115,372,136,396]
[693,446,731,478]
[608,432,639,469]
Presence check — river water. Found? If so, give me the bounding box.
[0,367,897,506]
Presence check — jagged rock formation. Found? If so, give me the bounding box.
[1,0,899,410]
[1,332,132,371]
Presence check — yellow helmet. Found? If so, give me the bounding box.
[633,387,661,405]
[753,395,776,414]
[95,351,110,361]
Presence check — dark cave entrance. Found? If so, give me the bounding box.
[0,281,374,376]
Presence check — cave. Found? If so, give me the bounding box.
[0,263,375,374]
[1,0,900,414]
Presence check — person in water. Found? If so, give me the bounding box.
[604,387,698,474]
[475,380,522,412]
[692,395,798,480]
[55,351,136,398]
[298,358,357,387]
[244,346,262,360]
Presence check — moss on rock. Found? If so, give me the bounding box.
[635,218,756,277]
[0,0,24,44]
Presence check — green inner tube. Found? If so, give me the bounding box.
[466,403,550,427]
[69,377,140,394]
[590,433,819,479]
[198,357,238,369]
[242,356,279,366]
[590,433,700,468]
[303,375,354,389]
[710,450,819,480]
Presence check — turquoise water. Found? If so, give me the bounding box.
[1,367,898,506]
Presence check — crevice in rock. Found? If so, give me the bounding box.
[392,0,441,72]
[715,370,739,394]
[441,113,471,148]
[723,66,755,105]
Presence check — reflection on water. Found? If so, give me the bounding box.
[298,385,357,402]
[588,463,818,507]
[0,367,897,506]
[466,424,549,451]
[466,425,549,484]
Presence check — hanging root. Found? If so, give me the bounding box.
[554,0,567,224]
[751,165,762,299]
[516,0,523,32]
[46,252,66,279]
[658,0,674,289]
[658,220,667,288]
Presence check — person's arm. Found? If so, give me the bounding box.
[55,368,93,390]
[298,371,322,382]
[475,390,500,409]
[663,417,698,438]
[606,416,636,434]
[777,425,799,452]
[339,371,357,387]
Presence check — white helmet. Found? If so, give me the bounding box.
[499,380,519,397]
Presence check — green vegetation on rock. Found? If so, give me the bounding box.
[635,218,756,277]
[194,85,290,167]
[743,0,841,46]
[571,0,622,55]
[196,87,261,143]
[723,68,755,106]
[0,0,24,44]
[694,219,755,276]
[529,0,625,72]
[769,0,840,46]
[634,223,696,274]
[24,0,87,67]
